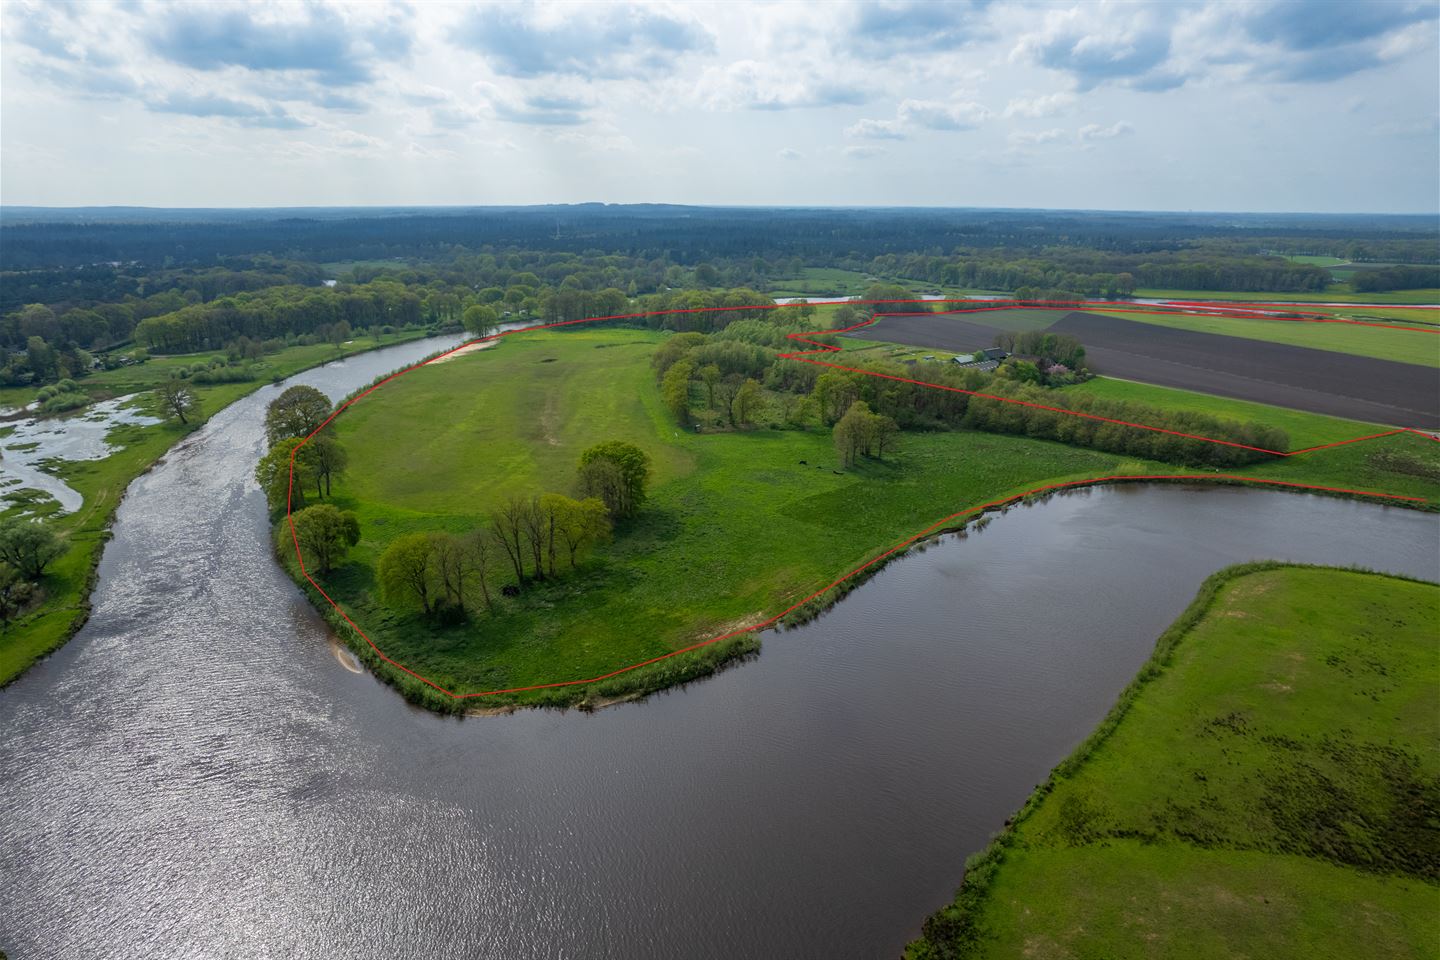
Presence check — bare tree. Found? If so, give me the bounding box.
[492,496,531,583]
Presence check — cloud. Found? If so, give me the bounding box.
[843,145,887,159]
[1009,127,1064,146]
[1241,3,1438,82]
[1002,91,1076,118]
[1077,120,1134,141]
[847,1,994,56]
[846,118,906,140]
[897,98,988,130]
[777,147,803,160]
[456,3,713,79]
[146,92,311,129]
[1015,6,1174,91]
[148,5,409,85]
[470,83,594,126]
[701,60,868,110]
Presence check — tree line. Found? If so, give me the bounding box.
[648,316,1288,468]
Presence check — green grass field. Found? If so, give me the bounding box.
[1097,308,1440,367]
[325,328,1160,704]
[313,327,1440,709]
[907,565,1440,960]
[0,330,429,685]
[1285,254,1350,267]
[1064,378,1384,449]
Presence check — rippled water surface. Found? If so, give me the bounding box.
[2,335,1436,960]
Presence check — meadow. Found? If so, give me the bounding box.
[0,329,429,685]
[906,564,1440,959]
[309,325,1439,709]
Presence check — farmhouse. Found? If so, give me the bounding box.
[952,347,1009,372]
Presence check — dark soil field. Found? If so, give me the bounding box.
[853,311,1440,429]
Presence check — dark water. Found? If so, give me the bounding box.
[2,337,1437,960]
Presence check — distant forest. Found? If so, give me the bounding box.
[0,205,1435,389]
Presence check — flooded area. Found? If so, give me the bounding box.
[0,395,161,514]
[1,334,1436,960]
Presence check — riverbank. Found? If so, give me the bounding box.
[905,562,1440,959]
[0,329,432,686]
[285,326,1438,713]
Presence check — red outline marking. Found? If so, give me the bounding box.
[286,299,1439,700]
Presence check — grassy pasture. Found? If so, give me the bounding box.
[314,326,1439,709]
[907,565,1440,959]
[325,327,1157,703]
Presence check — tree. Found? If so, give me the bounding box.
[559,496,611,568]
[519,495,548,580]
[156,378,199,425]
[462,303,499,337]
[378,533,438,615]
[460,529,495,613]
[661,358,694,424]
[699,364,721,408]
[733,378,762,426]
[291,504,360,574]
[869,411,900,459]
[491,495,533,583]
[0,562,35,632]
[0,517,65,580]
[265,385,332,446]
[308,435,348,497]
[430,532,471,613]
[577,441,651,519]
[833,400,871,468]
[255,437,315,513]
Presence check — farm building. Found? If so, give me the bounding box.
[952,348,1009,372]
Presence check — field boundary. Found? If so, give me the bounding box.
[286,298,1440,701]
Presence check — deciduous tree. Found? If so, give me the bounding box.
[577,441,651,519]
[265,385,332,446]
[291,504,360,574]
[156,378,199,425]
[0,518,64,580]
[378,533,438,615]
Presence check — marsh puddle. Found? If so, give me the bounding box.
[0,395,162,514]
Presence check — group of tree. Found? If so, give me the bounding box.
[0,516,65,630]
[832,401,899,467]
[1351,265,1440,292]
[255,385,355,548]
[375,442,647,620]
[648,313,1288,467]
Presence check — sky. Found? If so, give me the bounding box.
[2,0,1438,213]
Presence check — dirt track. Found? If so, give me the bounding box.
[851,311,1440,429]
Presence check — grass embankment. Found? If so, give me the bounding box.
[0,330,429,685]
[310,327,1439,711]
[907,564,1440,959]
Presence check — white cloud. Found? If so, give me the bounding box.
[845,118,906,140]
[1077,120,1135,141]
[1002,92,1076,118]
[897,98,989,130]
[1009,128,1064,146]
[777,147,803,160]
[843,145,887,159]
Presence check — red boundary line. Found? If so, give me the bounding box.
[286,298,1440,700]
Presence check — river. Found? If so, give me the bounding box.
[1,335,1436,960]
